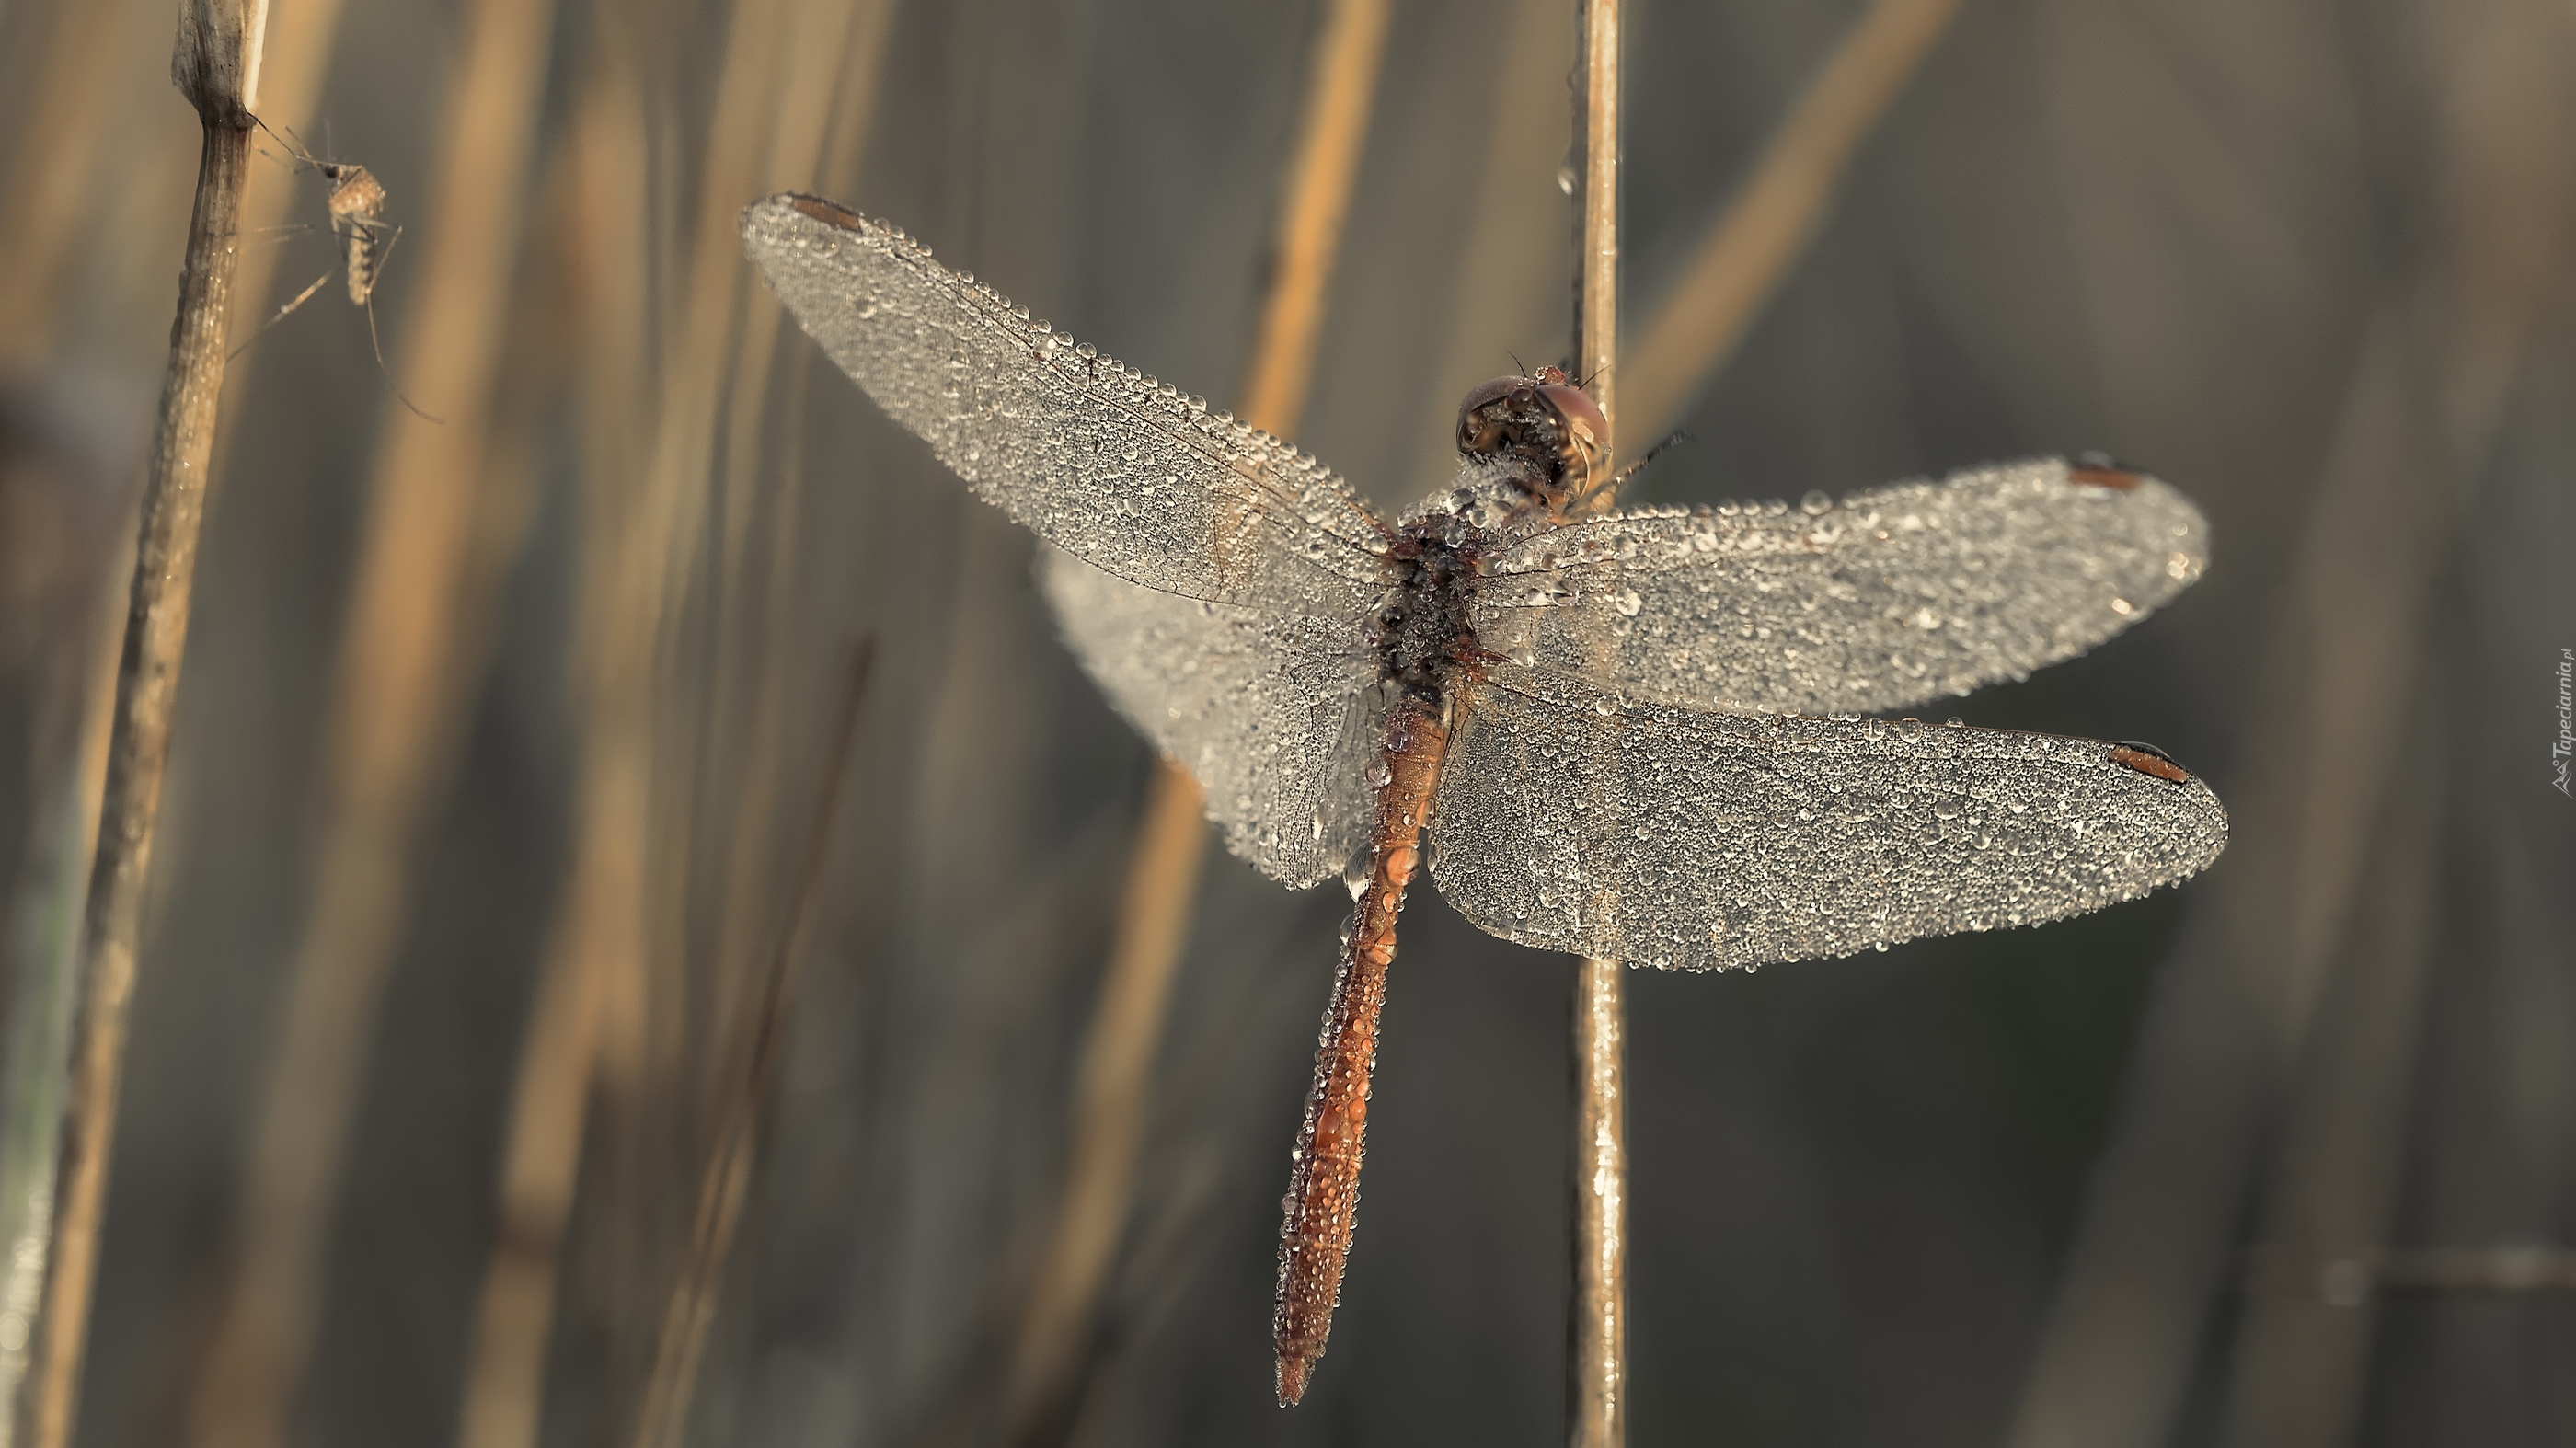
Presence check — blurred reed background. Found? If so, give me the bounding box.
[0,0,2570,1444]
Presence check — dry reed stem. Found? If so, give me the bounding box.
[1232,0,1395,435]
[1568,6,1626,1443]
[604,0,793,1188]
[621,0,890,1432]
[0,0,150,371]
[215,0,350,359]
[702,0,890,1108]
[627,644,873,1448]
[181,0,555,1441]
[1616,0,1961,450]
[2004,13,2572,1443]
[2214,692,2447,1448]
[0,557,127,1448]
[1559,18,1972,1408]
[30,7,266,1446]
[454,0,885,1432]
[1003,0,1391,1430]
[1401,0,1573,497]
[1006,764,1212,1431]
[450,47,650,1448]
[1568,953,1625,1448]
[2003,315,2455,1448]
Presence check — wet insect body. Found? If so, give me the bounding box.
[318,161,391,306]
[741,193,2230,1407]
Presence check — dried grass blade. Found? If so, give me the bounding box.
[1569,6,1627,1443]
[1617,0,1962,449]
[1005,0,1391,1432]
[450,42,650,1448]
[0,0,152,369]
[28,6,266,1445]
[627,641,874,1448]
[182,0,558,1439]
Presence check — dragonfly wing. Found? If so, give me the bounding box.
[1042,549,1386,889]
[744,193,1388,618]
[1426,667,2226,971]
[1471,458,2206,715]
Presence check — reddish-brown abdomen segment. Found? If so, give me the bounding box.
[790,194,865,229]
[2110,741,2193,783]
[1273,695,1451,1406]
[2068,451,2146,490]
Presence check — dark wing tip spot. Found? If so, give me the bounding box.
[2109,742,2193,784]
[788,193,865,230]
[2069,450,2146,490]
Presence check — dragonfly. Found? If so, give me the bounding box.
[741,192,2228,1406]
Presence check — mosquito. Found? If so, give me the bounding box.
[741,193,2228,1406]
[235,121,440,422]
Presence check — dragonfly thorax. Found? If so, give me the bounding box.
[1370,371,1612,705]
[1370,522,1483,704]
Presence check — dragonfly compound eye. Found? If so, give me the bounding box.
[1535,381,1605,475]
[1455,374,1529,456]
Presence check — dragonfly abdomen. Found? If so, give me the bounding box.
[1273,693,1451,1406]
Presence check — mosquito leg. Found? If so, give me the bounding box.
[226,270,335,361]
[366,297,444,426]
[1273,695,1452,1408]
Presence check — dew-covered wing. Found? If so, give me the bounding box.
[1471,458,2207,715]
[1426,668,2226,971]
[743,193,1387,618]
[1042,549,1385,889]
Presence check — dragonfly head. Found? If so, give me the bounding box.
[1455,367,1606,511]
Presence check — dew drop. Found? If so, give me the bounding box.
[1800,489,1833,516]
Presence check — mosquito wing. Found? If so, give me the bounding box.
[744,194,1388,619]
[1471,458,2206,715]
[1426,667,2226,971]
[1042,550,1386,889]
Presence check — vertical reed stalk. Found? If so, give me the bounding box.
[2005,12,2569,1439]
[620,20,889,1428]
[454,0,888,1430]
[1004,0,1391,1433]
[1558,9,1966,1434]
[700,0,888,1117]
[1617,0,1962,448]
[1569,6,1624,1445]
[183,0,556,1440]
[0,0,150,371]
[29,6,268,1447]
[0,560,125,1448]
[627,643,872,1448]
[214,0,350,361]
[450,40,650,1448]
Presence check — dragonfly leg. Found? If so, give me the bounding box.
[1273,695,1451,1406]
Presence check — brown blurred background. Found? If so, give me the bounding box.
[0,0,2571,1444]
